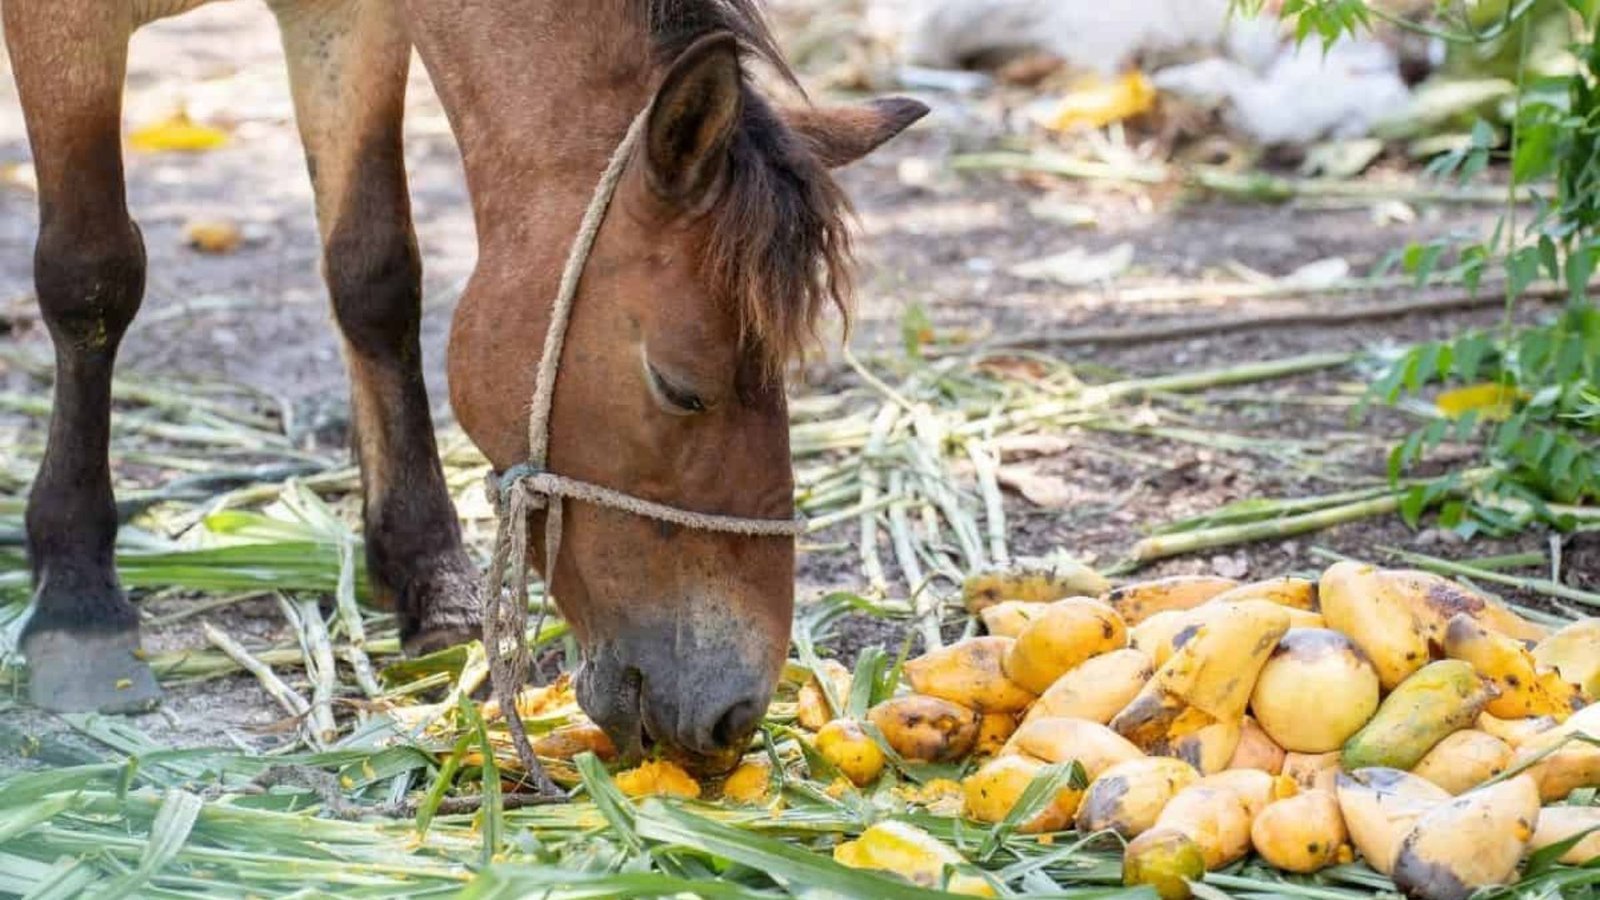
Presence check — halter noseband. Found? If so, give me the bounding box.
[479,109,805,790]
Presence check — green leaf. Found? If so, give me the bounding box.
[574,752,643,855]
[86,788,202,900]
[460,695,503,866]
[633,802,976,900]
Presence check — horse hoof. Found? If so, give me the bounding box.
[402,564,484,657]
[22,629,162,714]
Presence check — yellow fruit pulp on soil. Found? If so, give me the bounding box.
[834,821,996,896]
[128,111,230,152]
[613,760,701,799]
[1047,71,1157,131]
[722,759,772,805]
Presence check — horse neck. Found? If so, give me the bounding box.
[407,1,654,259]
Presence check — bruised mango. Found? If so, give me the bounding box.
[1122,828,1207,900]
[962,557,1109,613]
[868,695,979,763]
[1075,756,1199,838]
[962,753,1081,831]
[1443,613,1582,720]
[1341,660,1494,772]
[1391,775,1540,900]
[1002,597,1127,694]
[1021,647,1152,727]
[1383,568,1547,644]
[1250,628,1380,753]
[1334,768,1451,876]
[905,637,1036,713]
[1410,729,1512,795]
[1105,575,1239,625]
[973,713,1017,758]
[530,721,617,761]
[1250,789,1348,874]
[1196,768,1296,820]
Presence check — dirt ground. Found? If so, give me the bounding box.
[1,3,1592,751]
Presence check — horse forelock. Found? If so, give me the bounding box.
[629,0,854,383]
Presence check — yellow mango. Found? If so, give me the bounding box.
[1250,790,1349,874]
[973,713,1017,759]
[1391,775,1540,900]
[1021,648,1152,727]
[1319,561,1431,691]
[1410,729,1512,795]
[962,754,1081,831]
[1226,717,1286,774]
[1382,568,1547,643]
[1005,716,1144,778]
[1528,805,1600,865]
[905,637,1036,713]
[1002,597,1126,695]
[796,659,851,731]
[1250,627,1380,753]
[1532,617,1600,700]
[962,557,1109,613]
[1075,756,1200,838]
[816,719,886,787]
[1282,751,1341,793]
[978,600,1045,638]
[722,758,772,804]
[1104,575,1239,625]
[1207,576,1319,611]
[1122,828,1206,900]
[1443,613,1581,720]
[1334,767,1452,876]
[867,695,979,763]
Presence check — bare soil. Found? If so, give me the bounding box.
[0,3,1588,750]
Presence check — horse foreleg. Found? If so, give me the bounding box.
[273,0,479,653]
[6,1,159,711]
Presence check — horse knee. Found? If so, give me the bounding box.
[34,217,146,351]
[325,221,421,359]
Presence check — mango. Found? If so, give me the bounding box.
[1104,575,1239,625]
[1341,660,1494,772]
[868,695,979,764]
[1391,775,1540,900]
[904,637,1036,714]
[1250,790,1349,874]
[1021,647,1152,727]
[1410,729,1511,795]
[1250,628,1380,753]
[1075,756,1200,839]
[1002,597,1127,694]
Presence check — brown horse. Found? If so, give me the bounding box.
[7,0,922,769]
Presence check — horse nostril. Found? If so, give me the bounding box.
[710,696,762,749]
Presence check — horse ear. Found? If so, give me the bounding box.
[785,97,929,169]
[646,32,744,204]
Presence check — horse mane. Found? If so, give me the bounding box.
[631,0,854,383]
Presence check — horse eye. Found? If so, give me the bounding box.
[647,364,707,414]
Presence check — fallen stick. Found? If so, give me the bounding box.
[201,620,313,728]
[951,151,1524,204]
[965,285,1568,352]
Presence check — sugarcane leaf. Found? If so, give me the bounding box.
[634,801,974,900]
[461,696,503,866]
[86,788,202,899]
[574,751,643,854]
[417,730,475,836]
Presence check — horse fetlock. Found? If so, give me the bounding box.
[34,218,146,348]
[395,556,483,656]
[22,626,160,714]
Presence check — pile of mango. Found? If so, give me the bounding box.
[792,560,1600,900]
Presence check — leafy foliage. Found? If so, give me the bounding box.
[1251,0,1600,534]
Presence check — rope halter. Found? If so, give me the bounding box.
[479,108,806,792]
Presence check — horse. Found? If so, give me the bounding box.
[7,0,924,771]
